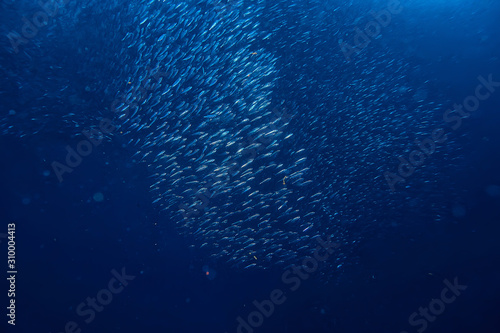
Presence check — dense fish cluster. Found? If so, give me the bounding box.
[1,0,464,270]
[106,0,332,269]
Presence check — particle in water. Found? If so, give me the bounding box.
[452,205,466,218]
[202,265,217,280]
[485,185,500,197]
[93,192,104,202]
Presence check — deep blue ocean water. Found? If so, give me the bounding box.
[1,0,500,332]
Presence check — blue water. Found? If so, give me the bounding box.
[1,0,500,332]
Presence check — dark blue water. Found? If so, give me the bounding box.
[1,0,500,332]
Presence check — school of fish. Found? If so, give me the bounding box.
[0,0,463,270]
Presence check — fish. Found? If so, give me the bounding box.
[0,0,461,273]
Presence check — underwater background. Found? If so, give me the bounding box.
[1,0,500,332]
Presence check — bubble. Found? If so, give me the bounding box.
[452,205,466,218]
[485,185,500,197]
[93,192,104,202]
[397,86,409,94]
[412,88,428,102]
